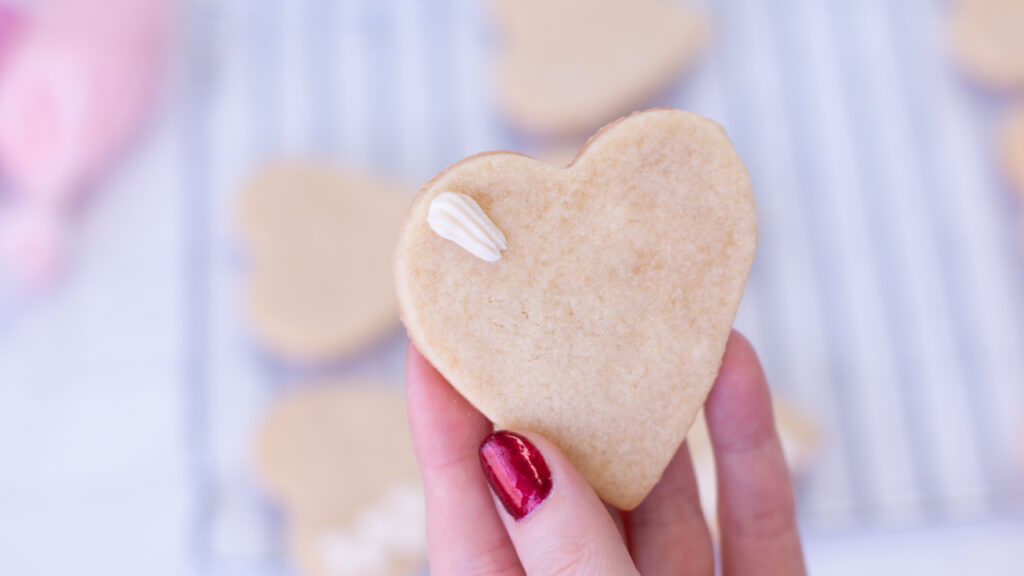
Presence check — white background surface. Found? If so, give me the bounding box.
[1,0,1022,574]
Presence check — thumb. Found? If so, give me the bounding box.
[479,430,639,576]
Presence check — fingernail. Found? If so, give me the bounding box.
[479,431,553,520]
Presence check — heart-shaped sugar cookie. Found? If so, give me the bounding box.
[394,109,756,509]
[494,0,707,137]
[1002,105,1024,250]
[254,382,425,576]
[1003,104,1024,197]
[237,163,410,363]
[949,0,1024,90]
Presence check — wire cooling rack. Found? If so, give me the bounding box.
[177,0,1024,572]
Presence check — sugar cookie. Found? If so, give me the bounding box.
[494,0,708,137]
[237,163,410,363]
[949,0,1024,90]
[254,383,425,576]
[394,109,757,510]
[1002,104,1024,196]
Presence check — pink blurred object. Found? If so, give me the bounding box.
[0,2,22,71]
[0,201,67,285]
[0,0,167,287]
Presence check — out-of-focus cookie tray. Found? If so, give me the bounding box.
[191,0,1024,570]
[193,0,1024,565]
[0,0,1022,574]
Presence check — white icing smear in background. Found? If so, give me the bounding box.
[318,483,427,576]
[427,191,507,261]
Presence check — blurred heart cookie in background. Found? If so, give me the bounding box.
[493,0,708,138]
[1000,104,1024,247]
[237,163,411,364]
[394,109,757,510]
[949,0,1024,90]
[254,383,425,576]
[1002,104,1024,196]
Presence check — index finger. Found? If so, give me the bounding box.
[705,331,807,576]
[405,343,524,576]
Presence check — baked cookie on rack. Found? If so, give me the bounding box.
[254,382,425,576]
[238,163,410,363]
[494,0,708,137]
[949,0,1024,90]
[1002,104,1024,195]
[999,105,1024,248]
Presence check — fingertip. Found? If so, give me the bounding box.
[628,439,715,575]
[705,330,775,452]
[481,429,609,525]
[404,340,438,394]
[704,332,806,574]
[405,342,470,418]
[404,341,492,470]
[403,343,523,575]
[403,342,435,419]
[715,330,766,400]
[481,429,639,575]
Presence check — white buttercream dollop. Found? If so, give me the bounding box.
[318,482,427,576]
[427,192,507,262]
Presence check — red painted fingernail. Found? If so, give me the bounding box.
[479,431,552,520]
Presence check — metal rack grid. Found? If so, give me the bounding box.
[179,0,1024,572]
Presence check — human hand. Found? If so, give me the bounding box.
[405,330,807,575]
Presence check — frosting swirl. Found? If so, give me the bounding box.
[427,192,507,262]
